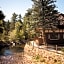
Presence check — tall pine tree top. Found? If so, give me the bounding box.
[32,0,58,29]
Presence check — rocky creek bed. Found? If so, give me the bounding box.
[0,43,64,64]
[0,53,24,64]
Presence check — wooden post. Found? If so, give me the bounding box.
[32,41,34,49]
[56,45,58,51]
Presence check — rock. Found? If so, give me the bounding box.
[24,43,64,64]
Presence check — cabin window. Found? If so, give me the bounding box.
[63,34,64,39]
[48,33,60,40]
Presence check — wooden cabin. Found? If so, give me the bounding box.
[35,13,64,46]
[45,29,64,45]
[44,14,64,45]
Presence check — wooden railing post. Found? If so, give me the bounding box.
[56,45,58,51]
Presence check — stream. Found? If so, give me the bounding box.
[0,48,13,56]
[0,45,24,64]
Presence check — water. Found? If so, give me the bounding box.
[0,44,25,64]
[0,45,24,56]
[3,49,13,56]
[0,48,13,56]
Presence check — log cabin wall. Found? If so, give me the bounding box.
[45,29,64,45]
[36,13,64,45]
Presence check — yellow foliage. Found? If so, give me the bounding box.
[15,21,21,29]
[0,20,3,24]
[20,29,24,36]
[9,30,17,40]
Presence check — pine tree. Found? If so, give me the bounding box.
[10,13,18,31]
[0,10,5,20]
[0,10,5,33]
[32,0,59,44]
[32,0,58,28]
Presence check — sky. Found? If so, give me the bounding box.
[55,0,64,13]
[0,0,64,21]
[0,0,33,20]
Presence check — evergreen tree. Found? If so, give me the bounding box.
[10,13,18,31]
[32,0,58,28]
[31,0,59,44]
[18,14,22,21]
[5,20,10,35]
[0,10,5,40]
[11,12,18,21]
[0,10,5,20]
[23,8,36,39]
[0,10,5,33]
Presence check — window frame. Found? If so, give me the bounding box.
[63,34,64,39]
[48,33,60,40]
